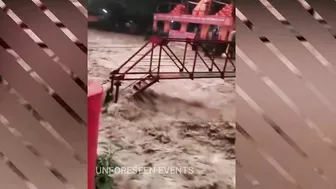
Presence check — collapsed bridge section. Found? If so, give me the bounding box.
[107,36,235,103]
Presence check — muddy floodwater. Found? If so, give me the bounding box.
[89,29,236,189]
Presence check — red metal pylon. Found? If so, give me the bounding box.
[107,36,235,103]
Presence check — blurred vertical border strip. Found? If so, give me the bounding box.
[236,0,336,188]
[0,0,87,189]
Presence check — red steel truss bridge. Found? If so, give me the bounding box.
[107,36,235,103]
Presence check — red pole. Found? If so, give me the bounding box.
[88,82,103,189]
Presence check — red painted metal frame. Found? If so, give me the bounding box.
[108,36,235,102]
[169,30,196,39]
[154,14,234,26]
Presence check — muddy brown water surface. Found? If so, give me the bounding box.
[89,29,236,189]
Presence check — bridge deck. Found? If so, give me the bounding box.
[108,37,236,102]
